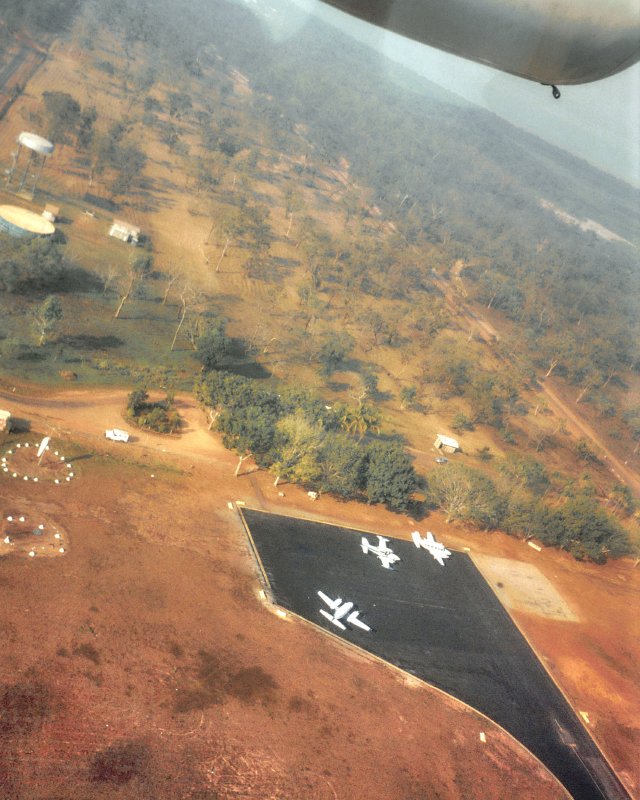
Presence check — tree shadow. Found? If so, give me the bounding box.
[58,334,124,350]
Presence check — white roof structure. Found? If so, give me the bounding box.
[434,434,460,451]
[109,219,141,243]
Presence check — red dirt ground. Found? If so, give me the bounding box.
[0,383,638,799]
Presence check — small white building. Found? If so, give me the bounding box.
[0,410,11,432]
[434,434,460,454]
[109,219,140,244]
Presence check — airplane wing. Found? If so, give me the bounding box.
[432,552,446,566]
[411,531,422,548]
[319,0,640,86]
[317,590,341,609]
[347,611,371,632]
[319,608,346,630]
[425,532,436,544]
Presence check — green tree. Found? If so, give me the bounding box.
[114,255,153,319]
[127,388,148,416]
[334,401,381,442]
[559,495,630,563]
[195,319,232,371]
[269,410,324,486]
[42,91,80,144]
[498,454,549,495]
[363,440,418,512]
[399,385,417,410]
[32,295,63,345]
[316,433,366,499]
[316,332,354,378]
[76,106,98,150]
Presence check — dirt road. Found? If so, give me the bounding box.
[430,271,640,497]
[0,385,231,466]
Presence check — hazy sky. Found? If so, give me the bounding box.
[246,0,640,187]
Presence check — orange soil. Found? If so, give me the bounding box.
[0,383,638,798]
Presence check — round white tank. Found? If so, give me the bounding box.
[18,131,55,156]
[0,205,55,237]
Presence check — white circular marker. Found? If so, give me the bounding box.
[28,551,35,557]
[59,547,65,553]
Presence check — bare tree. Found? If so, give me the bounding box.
[114,254,152,319]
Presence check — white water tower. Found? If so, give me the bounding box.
[5,131,55,198]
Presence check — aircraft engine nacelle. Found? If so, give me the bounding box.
[319,0,640,85]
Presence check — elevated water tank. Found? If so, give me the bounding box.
[17,131,55,156]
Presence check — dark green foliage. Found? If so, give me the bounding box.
[558,495,631,562]
[575,438,601,464]
[127,388,148,416]
[126,389,180,433]
[196,371,417,508]
[399,385,417,410]
[32,294,63,345]
[90,739,150,784]
[42,91,81,143]
[316,433,367,498]
[452,412,474,432]
[503,493,630,563]
[195,320,233,371]
[498,454,549,495]
[0,237,66,294]
[316,331,354,377]
[363,440,419,512]
[77,106,98,150]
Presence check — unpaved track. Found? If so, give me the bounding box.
[0,386,231,465]
[430,272,640,498]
